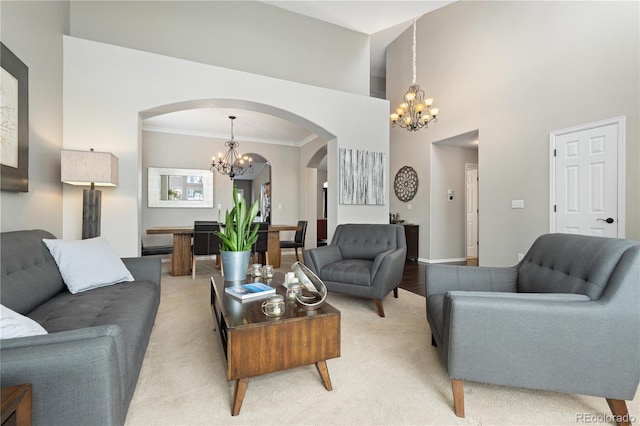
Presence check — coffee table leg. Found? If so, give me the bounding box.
[232,377,249,416]
[315,361,333,391]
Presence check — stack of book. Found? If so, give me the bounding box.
[225,283,275,300]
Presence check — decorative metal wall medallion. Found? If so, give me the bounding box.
[394,166,418,202]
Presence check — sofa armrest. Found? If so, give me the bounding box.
[0,324,127,425]
[303,245,343,276]
[442,291,640,400]
[122,256,161,287]
[370,248,406,293]
[425,264,518,296]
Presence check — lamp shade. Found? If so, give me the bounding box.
[61,149,118,186]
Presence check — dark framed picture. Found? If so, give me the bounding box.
[1,42,29,192]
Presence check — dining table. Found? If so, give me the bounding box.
[146,224,301,276]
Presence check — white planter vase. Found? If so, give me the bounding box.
[221,250,251,282]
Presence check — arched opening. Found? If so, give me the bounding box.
[140,98,335,250]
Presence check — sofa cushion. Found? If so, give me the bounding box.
[517,233,638,300]
[0,304,48,339]
[320,259,373,287]
[28,280,160,383]
[42,237,135,294]
[0,230,65,315]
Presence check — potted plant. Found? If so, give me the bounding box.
[216,186,260,281]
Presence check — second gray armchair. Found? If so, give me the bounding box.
[303,223,406,317]
[426,233,640,422]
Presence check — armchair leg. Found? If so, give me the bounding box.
[294,247,300,262]
[374,299,385,317]
[451,379,465,418]
[607,399,631,426]
[393,287,398,298]
[431,334,437,347]
[192,256,196,279]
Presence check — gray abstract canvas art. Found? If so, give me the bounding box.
[339,148,385,205]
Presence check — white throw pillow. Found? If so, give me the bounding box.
[43,237,135,294]
[0,304,48,339]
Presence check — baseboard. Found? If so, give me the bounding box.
[421,257,467,264]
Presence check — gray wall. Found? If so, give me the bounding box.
[68,0,370,96]
[0,1,68,235]
[387,1,639,266]
[142,131,217,247]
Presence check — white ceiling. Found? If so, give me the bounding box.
[143,1,454,147]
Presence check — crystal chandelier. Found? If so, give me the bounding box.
[390,18,439,132]
[210,116,253,180]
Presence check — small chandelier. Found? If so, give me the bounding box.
[390,18,439,132]
[210,115,253,180]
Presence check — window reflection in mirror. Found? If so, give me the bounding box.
[148,167,213,208]
[160,175,204,201]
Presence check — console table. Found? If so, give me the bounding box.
[403,224,419,261]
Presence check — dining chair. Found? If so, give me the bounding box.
[280,220,307,262]
[192,221,221,279]
[252,222,270,265]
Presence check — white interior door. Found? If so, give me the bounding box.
[465,164,478,258]
[551,117,625,237]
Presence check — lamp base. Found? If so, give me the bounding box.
[82,188,102,239]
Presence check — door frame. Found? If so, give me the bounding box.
[465,163,478,260]
[549,116,626,237]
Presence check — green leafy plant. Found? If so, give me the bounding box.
[216,186,260,251]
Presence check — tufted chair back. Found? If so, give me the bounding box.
[516,233,638,300]
[331,224,404,261]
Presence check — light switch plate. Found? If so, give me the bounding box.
[511,200,524,209]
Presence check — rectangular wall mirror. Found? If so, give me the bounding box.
[148,167,213,208]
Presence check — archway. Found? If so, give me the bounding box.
[140,99,335,249]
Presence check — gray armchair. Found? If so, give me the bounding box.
[304,224,406,317]
[426,233,640,422]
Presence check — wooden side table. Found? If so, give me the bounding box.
[1,384,32,426]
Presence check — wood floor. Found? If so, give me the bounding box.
[399,258,477,297]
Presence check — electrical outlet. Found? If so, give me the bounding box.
[407,203,412,210]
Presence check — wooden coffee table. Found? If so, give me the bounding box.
[210,274,341,416]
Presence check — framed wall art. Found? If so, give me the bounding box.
[339,148,385,205]
[1,42,29,192]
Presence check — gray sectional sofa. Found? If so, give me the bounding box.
[0,229,161,426]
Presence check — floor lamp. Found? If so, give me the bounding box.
[61,149,119,239]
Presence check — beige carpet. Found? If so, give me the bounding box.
[126,256,639,425]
